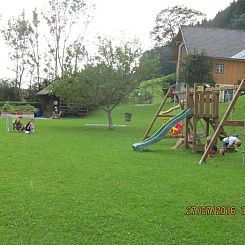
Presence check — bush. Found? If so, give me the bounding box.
[0,101,40,108]
[1,102,15,113]
[0,102,35,113]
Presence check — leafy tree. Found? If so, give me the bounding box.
[150,6,205,48]
[52,38,156,129]
[1,11,33,100]
[141,45,176,78]
[230,13,245,29]
[0,79,18,101]
[137,51,160,81]
[180,51,215,87]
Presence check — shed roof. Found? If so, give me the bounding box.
[36,87,51,96]
[180,26,245,59]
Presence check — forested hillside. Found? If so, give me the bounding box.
[204,0,245,29]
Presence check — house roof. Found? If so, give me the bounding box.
[180,26,245,59]
[36,87,51,96]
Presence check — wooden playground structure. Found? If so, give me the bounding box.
[142,79,245,163]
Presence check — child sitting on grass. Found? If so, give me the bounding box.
[14,118,25,132]
[25,119,34,134]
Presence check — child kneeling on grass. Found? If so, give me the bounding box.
[220,135,241,155]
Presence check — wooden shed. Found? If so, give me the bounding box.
[173,26,245,99]
[36,87,89,118]
[36,87,60,117]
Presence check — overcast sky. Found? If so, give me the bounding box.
[0,0,233,78]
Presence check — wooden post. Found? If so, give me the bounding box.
[211,91,216,117]
[185,84,190,148]
[186,84,189,107]
[205,91,210,117]
[206,119,210,138]
[192,84,198,152]
[199,91,204,117]
[142,88,172,140]
[185,123,190,149]
[199,79,245,164]
[216,91,220,118]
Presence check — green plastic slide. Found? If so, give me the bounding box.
[132,108,193,152]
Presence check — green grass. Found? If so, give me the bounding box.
[0,96,245,244]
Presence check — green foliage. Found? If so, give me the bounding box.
[0,102,35,113]
[140,45,176,78]
[0,102,15,113]
[231,13,245,29]
[180,51,215,86]
[161,73,176,86]
[0,79,18,101]
[19,104,35,112]
[204,0,245,30]
[129,74,176,104]
[0,101,40,108]
[137,51,161,81]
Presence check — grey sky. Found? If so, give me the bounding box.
[0,0,233,79]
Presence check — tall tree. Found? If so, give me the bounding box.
[28,8,42,90]
[1,11,33,100]
[42,0,93,78]
[150,6,205,48]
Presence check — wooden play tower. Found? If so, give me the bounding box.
[184,84,225,152]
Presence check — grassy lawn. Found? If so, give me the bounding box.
[0,97,245,244]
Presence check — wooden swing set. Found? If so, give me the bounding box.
[142,79,245,163]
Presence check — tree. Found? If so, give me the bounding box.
[0,79,18,101]
[180,51,215,87]
[140,45,176,78]
[137,50,161,81]
[28,8,42,90]
[52,38,157,129]
[150,6,205,48]
[205,0,245,29]
[231,13,245,29]
[42,0,93,78]
[1,11,33,100]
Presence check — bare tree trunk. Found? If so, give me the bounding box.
[107,109,113,130]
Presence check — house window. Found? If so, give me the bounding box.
[216,64,224,73]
